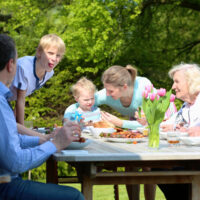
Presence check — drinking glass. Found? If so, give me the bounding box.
[167,131,180,147]
[24,121,33,129]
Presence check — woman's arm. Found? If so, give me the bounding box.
[101,111,123,127]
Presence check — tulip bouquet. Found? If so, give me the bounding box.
[140,85,175,149]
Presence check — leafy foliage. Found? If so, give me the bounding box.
[2,0,199,180]
[1,0,198,122]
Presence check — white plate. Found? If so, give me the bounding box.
[104,137,147,143]
[136,126,146,133]
[82,126,92,134]
[180,137,200,146]
[66,139,92,149]
[160,131,188,140]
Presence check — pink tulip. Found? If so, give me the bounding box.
[145,85,153,93]
[149,93,156,101]
[170,94,176,102]
[142,90,148,99]
[157,88,166,97]
[156,95,160,100]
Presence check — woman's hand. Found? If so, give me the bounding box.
[160,124,174,132]
[101,111,123,127]
[135,111,147,126]
[136,118,147,126]
[175,124,188,132]
[188,126,200,137]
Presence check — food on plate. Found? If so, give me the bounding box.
[93,121,115,128]
[100,128,144,138]
[77,137,86,143]
[84,120,93,126]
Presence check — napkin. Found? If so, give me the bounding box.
[61,150,88,155]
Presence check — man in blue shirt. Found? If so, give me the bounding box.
[0,34,84,200]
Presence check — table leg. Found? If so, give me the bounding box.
[191,175,200,200]
[82,174,93,200]
[46,156,58,184]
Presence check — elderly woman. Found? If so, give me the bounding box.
[161,63,200,134]
[159,63,200,200]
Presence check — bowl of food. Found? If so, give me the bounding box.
[136,126,149,136]
[89,127,116,138]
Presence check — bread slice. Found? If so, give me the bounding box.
[93,121,115,128]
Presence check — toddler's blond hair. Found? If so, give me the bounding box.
[71,77,96,98]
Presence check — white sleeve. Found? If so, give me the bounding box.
[160,113,178,126]
[12,63,28,91]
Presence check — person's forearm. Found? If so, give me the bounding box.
[16,100,25,125]
[17,123,40,136]
[17,123,51,144]
[122,120,142,130]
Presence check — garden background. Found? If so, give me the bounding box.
[1,0,200,198]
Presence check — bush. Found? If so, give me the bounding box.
[22,162,76,181]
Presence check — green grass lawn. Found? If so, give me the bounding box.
[63,183,166,200]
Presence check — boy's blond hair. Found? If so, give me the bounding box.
[71,77,96,98]
[37,34,66,57]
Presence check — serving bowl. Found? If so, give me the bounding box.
[89,127,116,138]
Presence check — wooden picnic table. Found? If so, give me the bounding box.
[46,137,200,200]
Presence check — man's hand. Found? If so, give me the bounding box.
[51,121,81,152]
[101,111,122,127]
[39,129,59,144]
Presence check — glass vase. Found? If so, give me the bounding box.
[148,123,160,149]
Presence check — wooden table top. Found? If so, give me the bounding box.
[53,137,200,162]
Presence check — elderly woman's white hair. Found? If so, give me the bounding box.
[169,63,200,96]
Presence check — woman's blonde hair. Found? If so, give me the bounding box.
[37,34,66,57]
[169,63,200,95]
[71,77,96,98]
[102,65,137,87]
